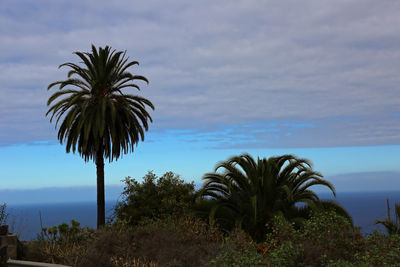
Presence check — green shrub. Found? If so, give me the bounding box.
[263,215,304,266]
[115,171,196,225]
[39,219,94,244]
[324,259,358,267]
[26,220,94,265]
[132,215,223,267]
[352,232,400,266]
[20,203,400,266]
[110,256,157,267]
[261,212,363,266]
[300,210,362,264]
[209,229,264,267]
[78,224,137,267]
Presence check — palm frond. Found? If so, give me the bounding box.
[46,45,154,162]
[197,153,345,241]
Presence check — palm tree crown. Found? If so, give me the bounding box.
[198,153,348,241]
[46,45,154,227]
[47,45,154,162]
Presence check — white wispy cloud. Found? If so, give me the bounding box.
[1,0,400,147]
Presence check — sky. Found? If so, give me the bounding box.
[1,0,400,203]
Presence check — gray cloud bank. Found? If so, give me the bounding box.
[1,0,400,148]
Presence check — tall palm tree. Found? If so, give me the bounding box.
[197,153,351,241]
[46,45,154,228]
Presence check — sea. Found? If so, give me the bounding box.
[5,191,400,241]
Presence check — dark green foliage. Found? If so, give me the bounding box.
[46,45,154,162]
[261,212,364,266]
[21,213,400,266]
[0,203,8,225]
[299,211,361,264]
[38,220,94,245]
[263,215,304,266]
[78,224,138,267]
[208,229,265,267]
[255,211,400,266]
[27,216,222,267]
[0,203,8,267]
[354,232,400,266]
[197,153,350,241]
[26,220,94,265]
[375,203,400,235]
[324,233,400,266]
[115,171,196,225]
[131,215,223,267]
[46,45,154,227]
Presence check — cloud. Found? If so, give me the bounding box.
[149,115,400,149]
[1,0,400,147]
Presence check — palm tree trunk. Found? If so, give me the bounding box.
[96,145,105,228]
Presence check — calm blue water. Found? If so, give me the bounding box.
[318,191,400,234]
[5,191,400,241]
[6,201,119,241]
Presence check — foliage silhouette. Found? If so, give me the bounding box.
[0,203,8,226]
[115,171,196,225]
[46,45,154,227]
[197,153,352,241]
[375,203,400,235]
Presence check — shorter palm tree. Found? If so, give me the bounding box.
[375,203,400,235]
[197,153,352,241]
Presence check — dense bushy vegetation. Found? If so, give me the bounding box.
[9,165,398,266]
[20,212,400,266]
[114,171,196,225]
[22,216,222,266]
[197,154,352,241]
[0,156,397,266]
